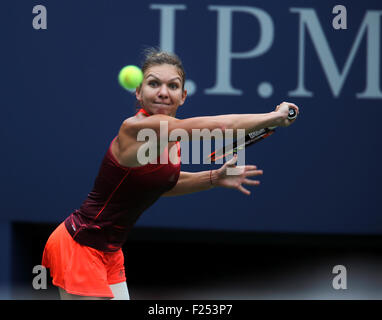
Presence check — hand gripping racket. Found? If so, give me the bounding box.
[207,108,297,163]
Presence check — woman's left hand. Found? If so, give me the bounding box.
[211,155,263,195]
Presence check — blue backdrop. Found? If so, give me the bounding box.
[2,0,382,234]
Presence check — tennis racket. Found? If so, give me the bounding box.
[207,108,297,163]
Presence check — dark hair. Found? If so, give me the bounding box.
[140,48,186,90]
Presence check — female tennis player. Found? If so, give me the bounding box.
[42,49,299,300]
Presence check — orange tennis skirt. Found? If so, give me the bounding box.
[42,222,126,298]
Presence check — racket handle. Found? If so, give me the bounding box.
[269,108,297,129]
[288,108,297,120]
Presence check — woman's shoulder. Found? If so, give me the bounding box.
[121,114,137,127]
[113,115,146,167]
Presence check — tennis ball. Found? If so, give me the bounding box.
[118,65,143,90]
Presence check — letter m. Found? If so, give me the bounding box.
[289,9,382,99]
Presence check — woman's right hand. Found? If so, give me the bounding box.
[274,102,299,127]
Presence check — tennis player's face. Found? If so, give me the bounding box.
[136,64,187,117]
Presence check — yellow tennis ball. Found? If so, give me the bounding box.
[118,65,143,90]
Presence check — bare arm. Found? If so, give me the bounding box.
[117,102,299,167]
[128,110,285,139]
[162,171,214,197]
[163,156,264,197]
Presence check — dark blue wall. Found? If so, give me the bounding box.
[2,0,382,236]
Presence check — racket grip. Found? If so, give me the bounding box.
[288,108,297,120]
